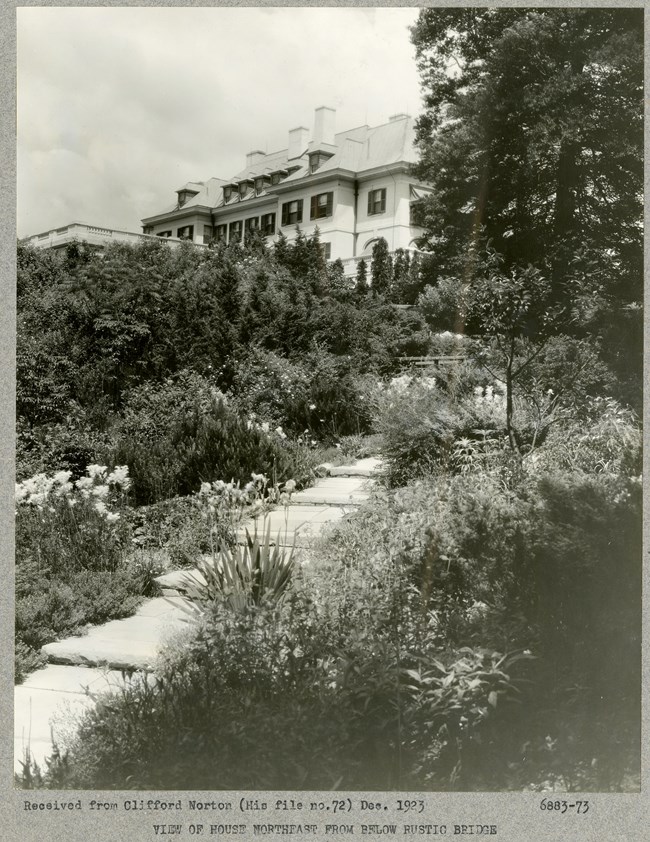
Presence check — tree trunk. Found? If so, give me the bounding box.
[505,337,520,454]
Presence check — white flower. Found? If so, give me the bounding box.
[94,500,108,515]
[53,470,72,486]
[92,484,110,499]
[86,464,108,479]
[54,481,73,497]
[75,476,93,492]
[28,492,47,508]
[14,483,29,504]
[284,479,296,493]
[106,465,131,489]
[261,422,270,433]
[309,403,316,410]
[199,482,211,495]
[106,512,120,523]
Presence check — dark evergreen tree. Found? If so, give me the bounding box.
[391,248,412,303]
[370,237,392,298]
[410,7,643,402]
[355,258,369,299]
[273,230,290,268]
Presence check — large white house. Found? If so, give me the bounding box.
[21,108,432,273]
[141,107,431,270]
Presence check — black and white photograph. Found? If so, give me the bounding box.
[5,1,646,839]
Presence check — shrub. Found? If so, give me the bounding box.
[231,348,375,440]
[230,347,311,433]
[110,373,309,504]
[15,565,145,683]
[417,279,466,332]
[127,495,210,569]
[375,374,508,486]
[35,589,528,791]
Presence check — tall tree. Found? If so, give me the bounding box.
[355,258,369,299]
[410,7,643,399]
[411,10,642,296]
[370,237,393,298]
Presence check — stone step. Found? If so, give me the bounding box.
[240,502,350,540]
[316,457,383,478]
[290,476,371,505]
[15,666,154,773]
[41,597,191,671]
[18,455,383,776]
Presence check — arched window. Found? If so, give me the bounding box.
[362,237,379,256]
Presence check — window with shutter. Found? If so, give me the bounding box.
[261,213,276,236]
[310,192,334,220]
[368,188,387,215]
[228,221,242,242]
[281,200,303,226]
[176,225,194,240]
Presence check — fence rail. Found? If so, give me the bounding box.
[399,355,466,368]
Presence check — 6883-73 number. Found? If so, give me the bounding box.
[540,798,589,814]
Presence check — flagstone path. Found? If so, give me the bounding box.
[14,457,382,774]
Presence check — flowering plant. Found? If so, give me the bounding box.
[15,465,131,575]
[195,472,296,553]
[178,472,298,614]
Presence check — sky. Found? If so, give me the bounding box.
[17,6,423,238]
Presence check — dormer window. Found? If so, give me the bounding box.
[269,169,288,186]
[239,182,249,199]
[309,152,333,174]
[254,177,266,195]
[177,189,199,207]
[223,186,233,203]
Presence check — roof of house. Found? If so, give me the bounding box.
[143,115,419,220]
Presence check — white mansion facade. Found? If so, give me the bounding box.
[141,107,431,266]
[21,108,432,272]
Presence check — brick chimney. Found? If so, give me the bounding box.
[313,106,335,147]
[288,126,309,160]
[246,150,265,168]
